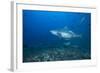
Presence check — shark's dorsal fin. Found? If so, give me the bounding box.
[60,26,69,31]
[63,26,68,30]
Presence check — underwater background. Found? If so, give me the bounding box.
[23,10,91,62]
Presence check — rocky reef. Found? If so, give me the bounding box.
[23,44,91,62]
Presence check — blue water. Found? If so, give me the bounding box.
[23,10,91,62]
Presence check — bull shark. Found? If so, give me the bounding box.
[50,26,81,40]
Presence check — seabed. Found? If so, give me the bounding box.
[23,44,90,62]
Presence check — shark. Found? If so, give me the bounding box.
[50,26,81,40]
